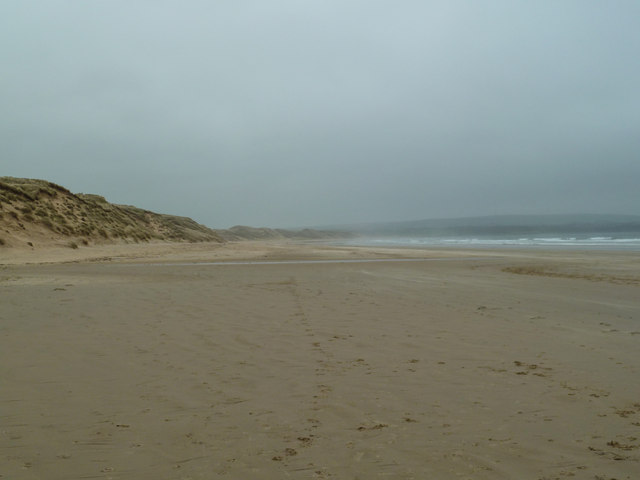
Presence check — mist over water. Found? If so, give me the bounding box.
[335,216,640,251]
[344,235,640,251]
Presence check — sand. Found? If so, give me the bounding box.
[1,241,639,479]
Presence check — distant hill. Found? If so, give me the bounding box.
[327,214,640,238]
[0,177,223,248]
[218,225,351,242]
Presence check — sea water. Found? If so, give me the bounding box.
[340,234,640,251]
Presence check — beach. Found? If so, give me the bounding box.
[1,242,639,479]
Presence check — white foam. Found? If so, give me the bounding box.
[344,236,640,250]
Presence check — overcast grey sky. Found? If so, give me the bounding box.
[2,1,639,228]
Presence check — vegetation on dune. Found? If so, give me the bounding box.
[0,177,223,248]
[0,177,349,249]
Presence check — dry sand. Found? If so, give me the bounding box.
[1,242,639,479]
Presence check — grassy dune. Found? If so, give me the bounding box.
[0,177,223,248]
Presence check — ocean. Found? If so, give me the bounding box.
[341,233,640,251]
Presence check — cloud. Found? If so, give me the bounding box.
[2,1,639,227]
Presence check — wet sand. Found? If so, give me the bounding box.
[1,242,639,479]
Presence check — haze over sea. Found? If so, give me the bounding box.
[344,234,640,251]
[335,215,640,251]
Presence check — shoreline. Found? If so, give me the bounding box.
[3,238,640,266]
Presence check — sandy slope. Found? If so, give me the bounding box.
[1,242,639,479]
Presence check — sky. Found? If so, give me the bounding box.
[2,1,639,228]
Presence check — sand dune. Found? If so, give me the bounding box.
[0,177,344,251]
[1,242,639,479]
